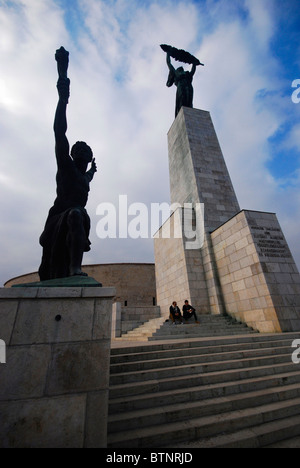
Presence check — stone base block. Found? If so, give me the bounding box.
[211,210,300,333]
[154,208,210,317]
[0,285,115,448]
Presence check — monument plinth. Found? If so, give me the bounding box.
[211,210,300,332]
[12,275,102,288]
[154,106,300,332]
[0,285,115,448]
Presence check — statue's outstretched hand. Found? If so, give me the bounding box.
[85,158,97,182]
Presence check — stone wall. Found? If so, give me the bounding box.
[154,208,209,318]
[5,263,156,308]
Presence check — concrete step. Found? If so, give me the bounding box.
[116,316,165,341]
[155,321,252,330]
[149,324,257,340]
[109,361,297,399]
[110,345,292,375]
[108,382,300,433]
[107,397,300,447]
[121,321,145,333]
[110,353,292,386]
[152,315,256,334]
[149,332,256,340]
[167,414,300,448]
[111,338,296,364]
[111,332,300,354]
[264,434,300,448]
[153,325,254,333]
[152,326,254,335]
[109,369,300,414]
[117,313,257,341]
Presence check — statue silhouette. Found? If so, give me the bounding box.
[39,47,97,281]
[160,44,203,117]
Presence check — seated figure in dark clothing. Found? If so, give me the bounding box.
[182,300,199,323]
[169,301,183,324]
[39,47,97,281]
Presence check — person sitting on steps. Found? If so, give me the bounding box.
[182,300,200,323]
[169,301,184,325]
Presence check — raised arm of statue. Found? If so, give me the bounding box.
[166,52,175,74]
[85,158,97,182]
[190,63,197,77]
[54,47,70,165]
[166,52,176,88]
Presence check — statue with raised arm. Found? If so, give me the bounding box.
[38,47,97,281]
[160,44,204,117]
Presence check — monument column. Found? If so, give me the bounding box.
[168,106,240,229]
[155,106,241,316]
[169,107,241,315]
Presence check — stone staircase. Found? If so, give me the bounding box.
[108,332,300,448]
[150,315,256,340]
[114,316,166,341]
[116,314,255,342]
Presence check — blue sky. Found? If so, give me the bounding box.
[0,0,299,286]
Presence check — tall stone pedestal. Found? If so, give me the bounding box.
[0,285,115,448]
[155,106,240,317]
[154,106,300,332]
[168,107,240,230]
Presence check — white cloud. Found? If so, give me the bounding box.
[286,124,300,152]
